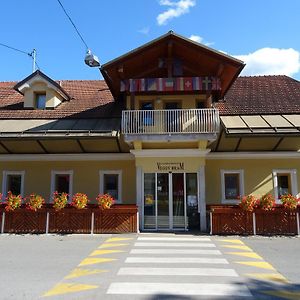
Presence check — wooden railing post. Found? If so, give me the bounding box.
[1,212,5,234]
[253,212,256,235]
[297,212,300,236]
[91,212,94,235]
[45,212,49,234]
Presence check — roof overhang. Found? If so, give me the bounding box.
[101,31,245,98]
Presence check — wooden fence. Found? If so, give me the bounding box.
[0,204,138,234]
[208,205,300,235]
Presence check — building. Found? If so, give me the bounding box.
[0,32,299,232]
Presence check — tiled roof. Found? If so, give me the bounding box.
[0,75,299,119]
[217,75,300,115]
[0,80,119,119]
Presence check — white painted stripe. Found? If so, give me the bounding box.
[135,242,215,248]
[125,257,228,264]
[118,267,238,277]
[138,237,211,241]
[130,249,222,255]
[107,282,252,297]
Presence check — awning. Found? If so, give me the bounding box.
[0,118,121,138]
[221,115,300,135]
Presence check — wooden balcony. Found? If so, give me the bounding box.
[122,108,220,142]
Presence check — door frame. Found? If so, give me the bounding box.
[142,171,191,231]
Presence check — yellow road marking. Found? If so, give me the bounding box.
[105,237,133,242]
[99,243,128,249]
[227,251,263,259]
[262,290,300,300]
[222,245,253,251]
[245,273,289,283]
[235,261,275,270]
[79,257,116,266]
[64,268,107,279]
[220,239,244,245]
[43,283,98,297]
[90,249,124,256]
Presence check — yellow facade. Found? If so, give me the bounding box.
[206,158,300,204]
[0,160,136,204]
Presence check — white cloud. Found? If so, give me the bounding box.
[138,27,150,35]
[157,0,196,26]
[234,48,300,76]
[189,35,214,46]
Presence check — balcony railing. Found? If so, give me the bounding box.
[122,108,220,136]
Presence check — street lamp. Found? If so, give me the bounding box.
[84,49,100,67]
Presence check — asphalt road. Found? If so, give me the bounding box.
[0,234,299,300]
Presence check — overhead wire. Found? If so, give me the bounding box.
[56,0,89,50]
[0,42,32,57]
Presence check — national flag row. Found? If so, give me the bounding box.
[120,77,221,92]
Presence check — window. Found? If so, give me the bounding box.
[196,101,206,109]
[140,101,154,126]
[2,171,25,197]
[51,171,73,201]
[35,93,46,109]
[221,170,244,203]
[273,169,298,201]
[100,170,122,203]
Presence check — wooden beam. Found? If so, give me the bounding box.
[167,41,173,77]
[272,137,284,151]
[116,137,122,153]
[76,139,86,153]
[130,92,135,110]
[0,141,11,154]
[216,63,224,77]
[235,137,242,152]
[36,140,48,154]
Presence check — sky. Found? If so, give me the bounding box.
[0,0,299,82]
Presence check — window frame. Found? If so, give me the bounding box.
[272,169,298,202]
[2,170,25,198]
[99,170,122,204]
[50,170,73,202]
[35,92,47,110]
[221,169,244,204]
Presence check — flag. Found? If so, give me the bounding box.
[120,80,126,92]
[192,77,202,91]
[163,78,175,92]
[212,77,221,90]
[157,78,164,92]
[202,76,212,91]
[139,79,146,92]
[184,77,193,91]
[176,77,184,91]
[146,78,157,91]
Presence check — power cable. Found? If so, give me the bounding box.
[0,42,32,57]
[56,0,89,50]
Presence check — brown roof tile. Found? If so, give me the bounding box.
[217,75,300,115]
[0,80,119,119]
[0,75,299,119]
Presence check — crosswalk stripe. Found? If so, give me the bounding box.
[118,267,238,277]
[138,237,211,241]
[130,249,222,255]
[43,283,98,297]
[220,239,245,245]
[235,261,275,270]
[125,257,228,264]
[222,245,252,251]
[135,242,215,247]
[227,252,263,259]
[107,282,252,297]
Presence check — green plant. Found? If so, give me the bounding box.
[259,194,276,211]
[96,194,114,209]
[5,191,22,212]
[280,194,299,210]
[71,193,89,209]
[52,191,68,211]
[26,193,45,211]
[239,195,258,212]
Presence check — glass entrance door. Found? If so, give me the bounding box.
[157,173,169,229]
[143,172,198,230]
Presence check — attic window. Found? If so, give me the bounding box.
[35,93,46,109]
